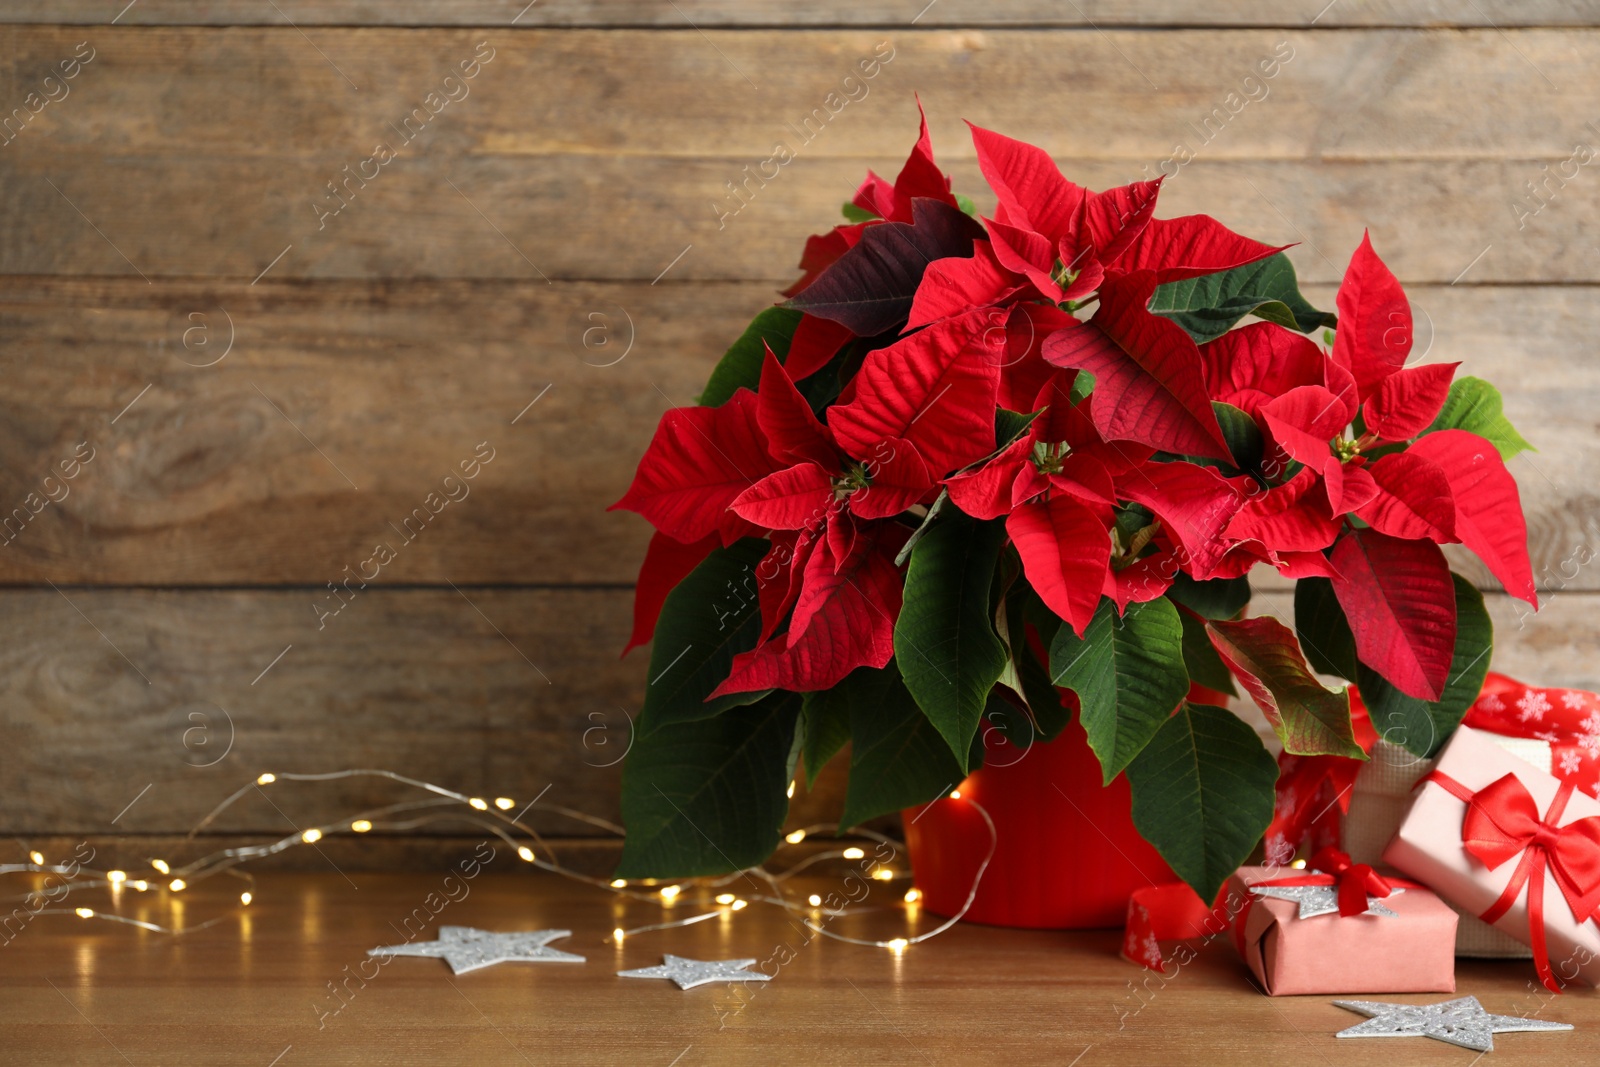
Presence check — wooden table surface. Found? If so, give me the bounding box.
[4,869,1598,1066]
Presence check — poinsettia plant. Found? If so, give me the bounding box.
[609,105,1536,902]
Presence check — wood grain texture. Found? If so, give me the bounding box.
[0,278,1591,588]
[4,870,1599,1065]
[0,586,851,837]
[8,0,1600,27]
[1,28,1598,282]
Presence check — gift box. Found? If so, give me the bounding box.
[1225,861,1458,995]
[1343,735,1546,958]
[1384,725,1600,990]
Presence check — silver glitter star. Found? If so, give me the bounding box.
[1249,883,1403,920]
[618,954,773,991]
[1335,996,1574,1052]
[368,926,584,974]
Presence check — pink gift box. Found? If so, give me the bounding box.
[1384,724,1600,988]
[1226,866,1457,995]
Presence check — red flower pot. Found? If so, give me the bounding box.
[902,711,1176,929]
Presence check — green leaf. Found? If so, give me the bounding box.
[1049,597,1189,783]
[841,201,879,224]
[640,539,772,729]
[1070,369,1096,403]
[1166,573,1251,620]
[955,192,978,217]
[697,307,804,407]
[896,512,1010,769]
[1358,574,1492,758]
[839,661,975,828]
[1149,252,1335,344]
[1178,608,1236,696]
[799,689,853,788]
[1212,401,1264,473]
[1293,576,1357,680]
[1206,616,1361,757]
[1127,703,1279,902]
[995,407,1039,450]
[1425,376,1535,460]
[616,691,801,877]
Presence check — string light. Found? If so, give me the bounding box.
[949,790,962,799]
[786,782,796,798]
[4,768,995,953]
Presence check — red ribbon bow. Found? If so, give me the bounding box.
[1429,770,1600,992]
[1307,847,1401,917]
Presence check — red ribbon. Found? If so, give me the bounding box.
[1227,849,1423,956]
[1427,770,1600,992]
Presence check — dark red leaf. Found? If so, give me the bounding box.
[1329,529,1456,701]
[784,198,986,336]
[1042,271,1231,460]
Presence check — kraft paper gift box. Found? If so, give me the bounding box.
[1384,725,1600,988]
[1226,865,1457,995]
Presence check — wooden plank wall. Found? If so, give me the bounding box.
[3,2,1598,867]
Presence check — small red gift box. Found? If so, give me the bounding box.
[1225,862,1457,995]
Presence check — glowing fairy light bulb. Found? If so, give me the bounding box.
[887,938,909,953]
[949,789,961,799]
[468,798,488,811]
[808,894,822,907]
[517,846,536,862]
[75,908,94,919]
[350,820,372,833]
[787,782,796,798]
[613,927,626,941]
[873,868,895,881]
[28,851,44,866]
[151,859,171,875]
[301,829,322,844]
[784,829,807,844]
[169,879,187,892]
[610,878,627,888]
[107,870,127,884]
[731,900,747,911]
[715,893,736,905]
[132,880,149,892]
[494,797,514,811]
[256,773,275,785]
[904,889,921,903]
[240,892,253,906]
[842,847,865,860]
[659,885,681,902]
